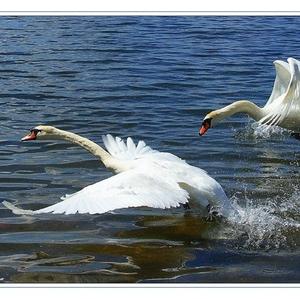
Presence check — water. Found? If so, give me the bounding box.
[0,16,300,283]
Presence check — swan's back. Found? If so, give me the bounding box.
[101,135,231,215]
[103,134,221,187]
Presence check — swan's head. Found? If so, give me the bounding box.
[199,117,212,136]
[199,109,227,136]
[21,125,57,141]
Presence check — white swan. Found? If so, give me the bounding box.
[2,125,234,218]
[199,57,300,136]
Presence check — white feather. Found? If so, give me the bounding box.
[259,57,300,130]
[3,165,189,215]
[265,59,291,107]
[102,134,157,161]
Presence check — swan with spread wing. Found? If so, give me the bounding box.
[3,126,235,218]
[199,57,300,136]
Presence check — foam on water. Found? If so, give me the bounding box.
[217,122,300,249]
[218,189,300,250]
[234,121,291,142]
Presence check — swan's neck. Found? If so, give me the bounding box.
[52,129,121,172]
[215,100,265,121]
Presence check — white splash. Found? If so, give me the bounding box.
[219,191,300,250]
[234,121,291,142]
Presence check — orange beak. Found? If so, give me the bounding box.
[199,118,212,136]
[21,130,37,141]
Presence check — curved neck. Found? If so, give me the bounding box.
[216,100,264,121]
[52,128,117,171]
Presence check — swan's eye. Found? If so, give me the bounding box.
[199,118,212,136]
[31,129,41,134]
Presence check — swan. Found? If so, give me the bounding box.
[199,57,300,136]
[2,125,235,218]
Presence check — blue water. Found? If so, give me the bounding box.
[0,16,300,283]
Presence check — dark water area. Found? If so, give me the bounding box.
[0,16,300,283]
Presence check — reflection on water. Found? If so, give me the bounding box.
[1,16,300,283]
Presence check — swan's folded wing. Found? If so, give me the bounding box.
[264,59,291,107]
[259,57,300,128]
[2,168,189,216]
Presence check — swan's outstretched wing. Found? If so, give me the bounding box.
[259,57,300,128]
[2,167,189,216]
[264,59,291,107]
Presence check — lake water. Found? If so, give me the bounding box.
[0,16,300,283]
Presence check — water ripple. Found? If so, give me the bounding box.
[0,16,300,283]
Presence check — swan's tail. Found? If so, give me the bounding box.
[2,201,35,215]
